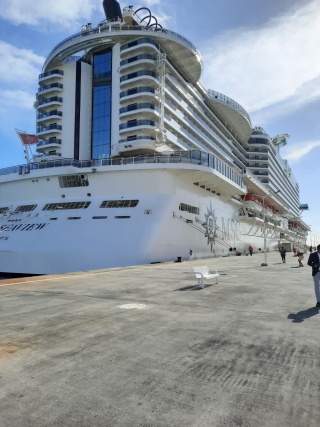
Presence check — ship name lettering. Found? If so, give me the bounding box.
[221,218,241,240]
[0,236,9,241]
[0,223,49,232]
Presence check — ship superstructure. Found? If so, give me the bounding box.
[0,0,309,274]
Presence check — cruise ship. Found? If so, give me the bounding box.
[0,0,309,275]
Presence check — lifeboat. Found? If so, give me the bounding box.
[243,195,263,214]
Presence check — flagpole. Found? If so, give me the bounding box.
[15,129,38,164]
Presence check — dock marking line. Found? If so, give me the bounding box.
[0,263,165,288]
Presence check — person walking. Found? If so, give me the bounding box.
[297,249,304,267]
[248,245,253,256]
[307,245,320,307]
[293,247,297,257]
[309,246,313,254]
[280,247,286,263]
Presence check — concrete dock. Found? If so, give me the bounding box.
[0,252,319,427]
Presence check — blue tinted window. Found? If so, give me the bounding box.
[92,48,112,159]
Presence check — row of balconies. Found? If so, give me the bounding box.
[118,80,234,157]
[118,42,244,161]
[120,43,239,154]
[37,70,64,157]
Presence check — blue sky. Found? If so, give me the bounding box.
[0,0,319,241]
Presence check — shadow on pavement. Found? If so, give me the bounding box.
[174,284,214,291]
[287,307,320,323]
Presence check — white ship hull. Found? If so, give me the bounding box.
[0,163,286,275]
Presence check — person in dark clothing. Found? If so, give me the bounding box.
[280,247,286,263]
[307,245,320,307]
[309,246,313,253]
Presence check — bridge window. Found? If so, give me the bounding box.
[179,203,199,215]
[100,200,139,208]
[16,205,37,212]
[43,202,91,211]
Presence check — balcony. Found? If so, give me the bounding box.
[248,137,269,146]
[116,136,166,156]
[119,119,156,132]
[120,86,155,100]
[120,54,155,71]
[119,103,156,118]
[38,96,63,110]
[37,124,62,136]
[37,139,62,151]
[37,111,62,123]
[38,69,63,85]
[33,153,62,162]
[252,172,268,176]
[120,38,160,57]
[38,83,63,97]
[120,70,158,88]
[119,136,156,143]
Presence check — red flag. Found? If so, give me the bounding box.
[17,132,39,145]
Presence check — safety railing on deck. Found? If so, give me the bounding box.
[0,150,243,188]
[44,24,201,70]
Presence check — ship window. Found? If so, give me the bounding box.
[115,216,131,219]
[43,202,91,211]
[67,217,81,220]
[0,207,9,214]
[58,174,89,188]
[92,216,108,219]
[50,218,58,220]
[16,204,37,212]
[100,200,139,208]
[179,203,199,215]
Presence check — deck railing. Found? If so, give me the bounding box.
[0,151,243,188]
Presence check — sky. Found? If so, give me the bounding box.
[0,0,319,242]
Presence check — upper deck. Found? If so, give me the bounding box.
[43,24,203,85]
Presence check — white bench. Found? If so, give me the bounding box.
[192,266,220,289]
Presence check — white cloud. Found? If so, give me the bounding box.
[0,90,35,110]
[0,41,44,86]
[0,0,173,31]
[200,0,320,117]
[0,0,101,29]
[283,140,320,162]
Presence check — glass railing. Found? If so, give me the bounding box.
[120,103,155,114]
[120,86,155,98]
[34,153,62,159]
[44,25,202,71]
[118,136,156,143]
[207,89,251,125]
[37,139,62,147]
[119,120,156,130]
[120,37,159,52]
[37,111,62,120]
[120,70,157,83]
[120,54,155,66]
[38,97,63,106]
[0,150,243,187]
[39,69,64,79]
[37,125,62,133]
[248,138,269,146]
[38,83,63,93]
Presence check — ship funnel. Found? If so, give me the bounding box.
[103,0,123,22]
